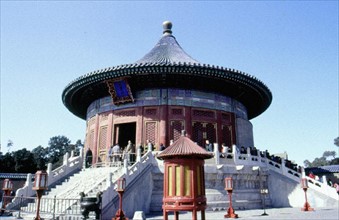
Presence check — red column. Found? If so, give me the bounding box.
[107,112,114,148]
[216,111,222,152]
[159,105,168,149]
[135,107,143,146]
[185,107,192,139]
[93,114,100,164]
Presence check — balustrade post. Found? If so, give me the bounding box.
[137,148,141,162]
[107,172,113,188]
[124,157,128,174]
[63,152,69,166]
[280,159,285,174]
[322,175,327,184]
[47,163,53,185]
[301,167,306,178]
[214,143,220,165]
[53,195,56,220]
[232,145,238,164]
[247,147,251,157]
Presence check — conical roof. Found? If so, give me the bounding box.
[135,21,199,65]
[157,131,214,160]
[62,21,272,120]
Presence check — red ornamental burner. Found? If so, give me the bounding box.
[300,178,314,212]
[112,178,128,220]
[1,179,13,213]
[224,177,238,218]
[33,170,48,220]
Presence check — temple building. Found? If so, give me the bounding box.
[62,21,272,165]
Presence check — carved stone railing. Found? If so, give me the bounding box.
[213,143,338,202]
[214,144,302,182]
[101,150,156,218]
[303,175,339,201]
[6,150,83,210]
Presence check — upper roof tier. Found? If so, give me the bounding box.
[135,21,200,65]
[62,21,272,120]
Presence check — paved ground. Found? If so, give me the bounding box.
[0,207,338,219]
[146,207,339,220]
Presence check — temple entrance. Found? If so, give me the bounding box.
[114,122,136,150]
[85,149,93,168]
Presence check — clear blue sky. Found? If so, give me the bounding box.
[1,1,338,166]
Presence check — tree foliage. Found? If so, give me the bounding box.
[0,135,82,173]
[334,137,339,147]
[12,148,37,173]
[0,152,15,173]
[303,150,339,168]
[47,136,72,169]
[31,145,48,170]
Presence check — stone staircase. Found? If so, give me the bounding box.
[47,166,120,198]
[19,166,122,219]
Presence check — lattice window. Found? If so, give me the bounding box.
[89,117,96,127]
[146,122,156,145]
[222,113,231,122]
[145,108,157,115]
[170,121,184,142]
[172,108,183,115]
[193,110,215,118]
[116,110,136,117]
[206,123,216,144]
[89,130,95,148]
[192,122,204,147]
[222,125,233,148]
[98,126,108,150]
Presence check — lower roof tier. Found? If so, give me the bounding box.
[87,88,248,120]
[62,63,272,120]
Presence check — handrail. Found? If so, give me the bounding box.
[6,150,83,210]
[213,144,338,201]
[304,176,339,200]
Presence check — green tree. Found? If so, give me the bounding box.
[0,152,15,172]
[47,135,71,169]
[322,151,336,160]
[74,139,83,156]
[304,150,339,167]
[12,148,37,173]
[32,145,48,170]
[334,137,339,147]
[303,159,311,168]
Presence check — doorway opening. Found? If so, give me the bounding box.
[85,149,93,168]
[114,122,136,150]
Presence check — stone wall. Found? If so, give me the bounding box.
[235,118,254,148]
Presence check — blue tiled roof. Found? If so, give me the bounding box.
[135,21,199,65]
[135,34,200,65]
[62,21,273,120]
[0,173,33,179]
[306,165,339,174]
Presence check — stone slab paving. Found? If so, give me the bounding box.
[146,207,339,220]
[0,207,338,219]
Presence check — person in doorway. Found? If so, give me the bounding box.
[159,143,166,151]
[146,139,154,152]
[108,145,114,162]
[112,143,120,163]
[126,140,135,164]
[205,140,213,152]
[138,143,144,156]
